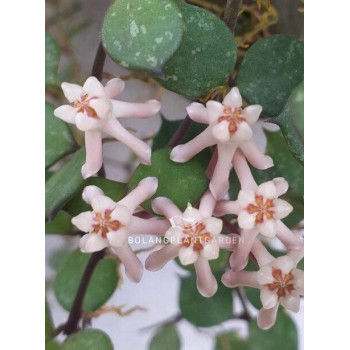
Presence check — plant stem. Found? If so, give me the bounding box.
[167,115,192,147]
[64,249,106,335]
[223,0,242,33]
[91,42,106,80]
[235,287,251,321]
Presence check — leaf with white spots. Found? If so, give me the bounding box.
[102,0,184,72]
[236,35,304,117]
[154,2,237,98]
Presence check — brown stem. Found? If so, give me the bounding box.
[64,249,106,335]
[235,287,251,321]
[223,0,242,33]
[166,115,192,148]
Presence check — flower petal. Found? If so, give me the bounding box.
[111,204,132,225]
[82,185,104,205]
[258,220,277,237]
[186,102,208,124]
[294,269,304,295]
[200,241,219,260]
[231,121,252,144]
[238,211,255,229]
[182,205,202,225]
[242,105,262,126]
[206,101,224,124]
[260,286,279,309]
[257,265,274,285]
[80,233,108,252]
[72,211,94,232]
[280,293,300,312]
[273,199,293,219]
[145,245,180,271]
[54,105,77,124]
[211,120,231,143]
[222,87,242,108]
[112,99,161,118]
[104,78,125,98]
[178,247,199,265]
[61,82,84,103]
[202,217,223,236]
[91,195,116,213]
[272,177,289,196]
[237,189,255,207]
[272,256,295,274]
[81,130,102,179]
[257,181,277,199]
[221,270,259,288]
[89,98,112,120]
[194,257,218,297]
[165,227,183,246]
[83,76,107,98]
[257,305,278,330]
[239,140,274,170]
[75,112,101,131]
[107,227,129,247]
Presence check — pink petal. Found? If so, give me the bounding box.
[152,197,182,219]
[272,177,289,196]
[202,217,223,236]
[206,101,224,124]
[81,130,103,179]
[111,99,160,118]
[194,257,218,297]
[257,181,277,199]
[83,76,107,98]
[82,186,104,205]
[231,121,253,144]
[106,227,129,247]
[198,190,217,218]
[257,305,279,330]
[71,211,94,232]
[201,241,220,260]
[238,211,256,230]
[242,105,262,126]
[80,233,108,253]
[113,244,143,282]
[104,78,125,98]
[75,112,101,131]
[118,177,158,212]
[280,293,300,312]
[178,247,199,265]
[186,102,208,124]
[205,148,218,179]
[222,87,242,108]
[232,150,257,190]
[61,82,84,103]
[218,233,239,251]
[239,140,274,170]
[103,119,151,165]
[258,220,277,238]
[129,216,170,235]
[145,244,180,271]
[273,199,293,219]
[276,221,304,249]
[90,195,116,213]
[89,98,112,120]
[209,143,237,199]
[221,270,259,288]
[251,239,275,267]
[54,105,77,124]
[214,200,240,216]
[170,127,215,163]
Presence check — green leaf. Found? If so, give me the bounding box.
[45,300,54,341]
[154,2,237,98]
[281,193,303,228]
[215,332,248,350]
[179,275,233,327]
[236,35,304,117]
[45,210,73,235]
[248,310,298,350]
[61,329,113,350]
[128,148,209,213]
[149,324,181,350]
[54,250,118,312]
[274,81,304,164]
[45,33,60,87]
[45,148,85,219]
[64,177,127,217]
[46,340,60,350]
[102,0,184,72]
[46,102,76,168]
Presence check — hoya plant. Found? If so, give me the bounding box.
[45,0,304,349]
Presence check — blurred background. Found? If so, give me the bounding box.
[45,1,304,349]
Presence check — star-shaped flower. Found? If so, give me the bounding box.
[71,177,169,282]
[54,76,161,178]
[145,191,237,297]
[170,87,273,199]
[222,240,304,330]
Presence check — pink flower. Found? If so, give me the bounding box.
[54,76,161,178]
[214,151,303,271]
[170,87,273,199]
[71,177,169,282]
[222,240,304,330]
[145,191,238,297]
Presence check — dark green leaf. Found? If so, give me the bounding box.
[46,102,76,168]
[215,332,248,350]
[45,33,60,87]
[48,249,71,270]
[64,177,127,217]
[61,329,113,350]
[236,35,304,116]
[54,250,118,312]
[45,210,73,235]
[281,193,303,228]
[102,0,184,72]
[46,340,60,350]
[274,81,304,164]
[248,310,298,350]
[179,275,233,327]
[128,148,209,213]
[149,324,181,350]
[154,2,237,98]
[45,147,85,219]
[45,300,54,341]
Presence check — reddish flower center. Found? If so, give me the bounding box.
[265,268,295,299]
[218,108,245,136]
[74,94,100,119]
[246,194,274,225]
[92,209,124,238]
[181,222,212,252]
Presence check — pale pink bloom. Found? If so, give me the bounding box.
[222,240,304,330]
[170,87,273,199]
[54,76,161,178]
[145,191,238,297]
[71,177,170,282]
[214,151,302,271]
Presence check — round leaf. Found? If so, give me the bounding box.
[275,81,304,164]
[179,275,233,327]
[45,102,76,168]
[215,332,248,350]
[45,33,60,87]
[154,2,237,98]
[45,210,73,235]
[61,329,113,350]
[128,148,209,213]
[54,250,118,312]
[102,0,184,72]
[236,35,304,116]
[248,310,298,350]
[149,324,181,350]
[64,177,127,217]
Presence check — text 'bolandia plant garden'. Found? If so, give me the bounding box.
[45,0,304,349]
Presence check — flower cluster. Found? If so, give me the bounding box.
[56,79,304,330]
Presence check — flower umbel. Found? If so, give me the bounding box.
[54,76,161,178]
